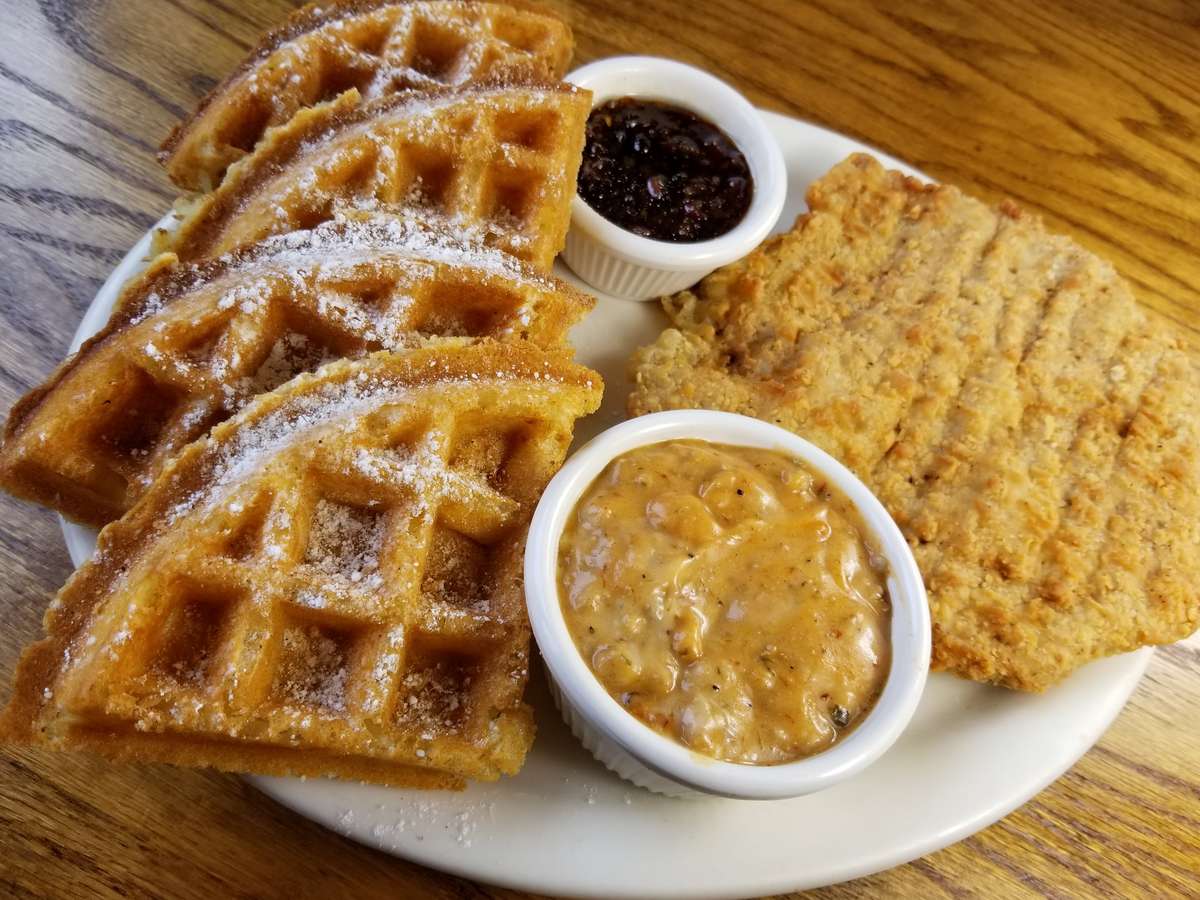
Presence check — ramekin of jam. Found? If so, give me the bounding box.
[562,57,786,301]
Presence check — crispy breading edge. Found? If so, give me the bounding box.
[628,153,1200,691]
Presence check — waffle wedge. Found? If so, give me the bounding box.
[630,153,1200,691]
[160,0,574,191]
[0,341,603,787]
[169,81,590,270]
[0,213,592,529]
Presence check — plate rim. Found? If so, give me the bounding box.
[253,646,1149,900]
[57,107,1152,899]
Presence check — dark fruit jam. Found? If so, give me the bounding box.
[577,97,753,243]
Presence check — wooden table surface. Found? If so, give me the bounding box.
[1,0,1197,896]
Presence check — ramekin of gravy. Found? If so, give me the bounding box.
[559,440,890,765]
[561,57,786,301]
[525,411,930,799]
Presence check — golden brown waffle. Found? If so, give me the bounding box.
[1,341,603,787]
[169,81,590,271]
[0,213,592,529]
[160,0,574,191]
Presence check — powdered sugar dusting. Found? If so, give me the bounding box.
[352,442,490,518]
[276,624,349,712]
[164,210,553,318]
[339,797,498,851]
[240,332,340,397]
[304,498,386,588]
[165,352,561,527]
[260,209,549,285]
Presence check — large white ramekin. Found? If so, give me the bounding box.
[524,411,930,799]
[561,57,786,301]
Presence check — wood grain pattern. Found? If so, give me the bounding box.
[1,0,1198,897]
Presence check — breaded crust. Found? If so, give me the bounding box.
[630,153,1200,691]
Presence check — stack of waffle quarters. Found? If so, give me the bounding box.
[0,0,602,789]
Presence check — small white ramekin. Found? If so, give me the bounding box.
[524,411,930,799]
[561,57,786,301]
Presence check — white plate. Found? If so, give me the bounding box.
[62,110,1150,899]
